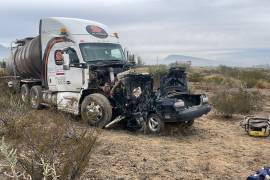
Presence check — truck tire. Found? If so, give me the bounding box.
[146,114,165,134]
[81,93,112,128]
[30,85,43,109]
[21,84,30,103]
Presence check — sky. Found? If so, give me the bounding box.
[0,0,270,65]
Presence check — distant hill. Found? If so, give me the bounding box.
[0,45,9,59]
[160,49,270,67]
[162,54,222,67]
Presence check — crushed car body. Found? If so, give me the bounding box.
[106,67,211,133]
[156,67,211,123]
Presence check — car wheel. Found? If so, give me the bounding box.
[81,93,112,128]
[30,85,43,109]
[21,84,30,103]
[147,114,164,134]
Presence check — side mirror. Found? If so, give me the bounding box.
[63,53,70,70]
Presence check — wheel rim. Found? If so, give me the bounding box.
[148,117,160,132]
[31,91,38,107]
[86,102,103,122]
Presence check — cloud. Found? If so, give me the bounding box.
[0,0,270,64]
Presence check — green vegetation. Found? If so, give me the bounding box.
[216,65,270,88]
[211,88,262,118]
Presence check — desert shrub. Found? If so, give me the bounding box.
[0,78,99,180]
[203,76,224,85]
[217,65,240,77]
[148,65,168,76]
[256,80,270,89]
[0,70,5,77]
[211,88,262,118]
[0,109,99,180]
[0,110,98,180]
[0,137,32,179]
[216,66,270,88]
[148,65,168,88]
[238,70,270,88]
[14,113,99,180]
[188,72,203,82]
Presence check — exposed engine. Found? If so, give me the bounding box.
[111,71,155,129]
[87,62,155,129]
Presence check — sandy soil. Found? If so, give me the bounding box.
[78,110,270,180]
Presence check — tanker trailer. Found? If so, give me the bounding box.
[7,36,42,79]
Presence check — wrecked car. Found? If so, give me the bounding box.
[106,67,211,133]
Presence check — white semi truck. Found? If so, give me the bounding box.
[7,17,210,133]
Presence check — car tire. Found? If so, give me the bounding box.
[30,85,43,109]
[81,93,112,128]
[21,84,30,103]
[146,113,165,134]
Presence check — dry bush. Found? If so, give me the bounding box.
[1,110,99,180]
[0,78,99,180]
[256,80,270,89]
[188,72,203,83]
[211,88,262,118]
[216,65,270,88]
[148,65,168,88]
[203,76,224,85]
[0,69,5,77]
[14,112,99,180]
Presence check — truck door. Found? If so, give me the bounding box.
[62,46,83,92]
[47,46,58,91]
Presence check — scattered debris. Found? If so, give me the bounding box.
[247,166,270,180]
[240,116,270,137]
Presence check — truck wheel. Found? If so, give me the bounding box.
[147,114,164,134]
[21,84,30,103]
[81,93,112,128]
[30,85,43,109]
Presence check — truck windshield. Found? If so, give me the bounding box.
[79,43,125,62]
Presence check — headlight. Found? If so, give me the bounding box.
[174,100,185,108]
[132,87,142,98]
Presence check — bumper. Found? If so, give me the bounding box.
[162,104,211,122]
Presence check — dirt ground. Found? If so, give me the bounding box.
[78,113,269,180]
[79,91,270,180]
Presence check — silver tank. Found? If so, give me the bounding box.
[7,36,42,79]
